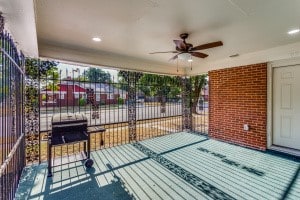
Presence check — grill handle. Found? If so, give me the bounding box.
[83,131,88,137]
[62,136,66,143]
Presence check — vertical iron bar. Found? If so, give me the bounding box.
[72,69,75,113]
[0,26,25,200]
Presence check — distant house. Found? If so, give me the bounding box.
[113,88,127,100]
[40,80,128,107]
[83,83,126,105]
[40,81,86,107]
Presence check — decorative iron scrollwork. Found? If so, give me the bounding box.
[0,12,4,33]
[119,71,143,142]
[24,78,40,163]
[181,77,192,131]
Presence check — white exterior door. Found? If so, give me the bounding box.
[273,65,300,150]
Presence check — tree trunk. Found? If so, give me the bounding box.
[191,98,198,114]
[192,76,201,114]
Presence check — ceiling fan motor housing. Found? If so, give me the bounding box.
[150,32,223,60]
[179,33,193,50]
[180,33,189,40]
[186,43,193,50]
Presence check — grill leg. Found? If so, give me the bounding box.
[83,141,87,157]
[87,133,91,159]
[48,139,52,177]
[84,132,93,168]
[100,132,104,146]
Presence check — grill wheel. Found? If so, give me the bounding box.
[84,158,94,168]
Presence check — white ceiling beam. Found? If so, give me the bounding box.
[39,42,185,75]
[186,42,300,75]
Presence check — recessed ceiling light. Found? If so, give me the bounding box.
[229,54,239,58]
[288,29,300,35]
[92,37,102,42]
[187,59,193,62]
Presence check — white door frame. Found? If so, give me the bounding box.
[267,57,300,149]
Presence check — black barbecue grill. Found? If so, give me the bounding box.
[47,113,93,177]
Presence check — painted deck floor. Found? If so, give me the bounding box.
[16,132,300,200]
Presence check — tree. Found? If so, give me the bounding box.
[138,73,180,99]
[169,87,181,100]
[118,72,181,100]
[190,74,208,114]
[25,58,60,90]
[25,58,59,79]
[44,67,60,91]
[85,67,111,83]
[117,71,129,91]
[117,71,207,114]
[25,58,59,109]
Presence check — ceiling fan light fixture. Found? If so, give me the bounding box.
[92,37,102,42]
[288,29,300,35]
[178,53,190,60]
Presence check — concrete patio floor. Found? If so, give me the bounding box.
[16,132,300,200]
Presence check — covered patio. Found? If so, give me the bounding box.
[16,132,299,200]
[1,1,300,200]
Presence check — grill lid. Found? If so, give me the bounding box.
[52,113,87,126]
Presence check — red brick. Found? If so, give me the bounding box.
[208,63,267,150]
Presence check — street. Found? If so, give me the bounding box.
[39,102,209,131]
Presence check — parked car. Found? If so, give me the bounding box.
[136,98,144,103]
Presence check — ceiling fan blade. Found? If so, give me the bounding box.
[191,52,208,58]
[173,40,187,51]
[149,51,178,54]
[191,41,223,51]
[169,53,184,61]
[169,54,179,61]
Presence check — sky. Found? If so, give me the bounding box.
[57,62,119,81]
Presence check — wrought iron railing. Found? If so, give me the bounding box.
[22,59,210,163]
[0,30,25,200]
[36,69,186,161]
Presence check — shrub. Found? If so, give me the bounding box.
[117,97,124,105]
[41,94,47,101]
[79,98,86,106]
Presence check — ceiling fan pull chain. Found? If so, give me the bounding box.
[190,54,193,71]
[177,58,179,72]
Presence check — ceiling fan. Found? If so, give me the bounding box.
[150,33,223,61]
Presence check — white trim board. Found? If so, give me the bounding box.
[267,57,300,150]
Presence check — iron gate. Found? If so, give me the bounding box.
[0,29,25,200]
[36,68,187,161]
[24,61,208,163]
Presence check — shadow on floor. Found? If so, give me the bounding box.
[280,165,300,200]
[42,166,134,200]
[17,132,300,200]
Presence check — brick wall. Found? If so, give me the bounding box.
[208,63,267,150]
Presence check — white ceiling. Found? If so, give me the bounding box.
[4,0,300,75]
[0,0,38,57]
